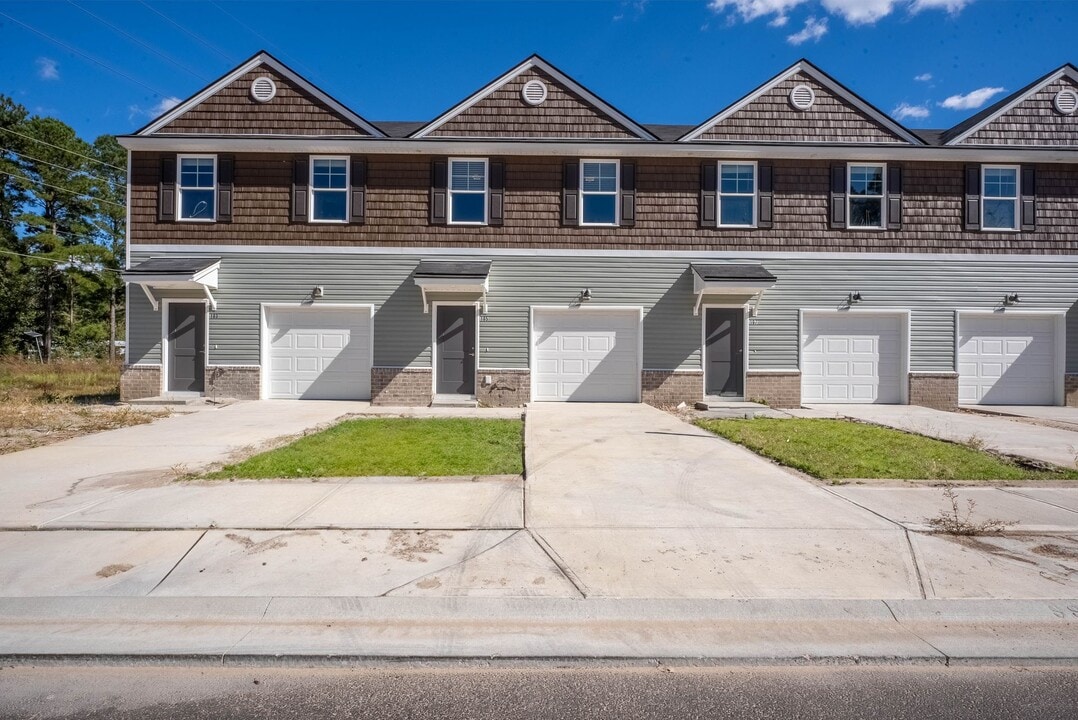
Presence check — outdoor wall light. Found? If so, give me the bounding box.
[580,288,593,301]
[1003,292,1021,306]
[311,286,324,300]
[847,291,863,304]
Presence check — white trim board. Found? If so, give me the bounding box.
[130,243,1078,264]
[678,60,924,145]
[411,55,657,141]
[137,52,386,138]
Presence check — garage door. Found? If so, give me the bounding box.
[265,306,371,400]
[958,315,1058,405]
[801,313,904,404]
[532,308,640,402]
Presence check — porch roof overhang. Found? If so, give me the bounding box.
[413,260,491,313]
[122,257,221,311]
[690,263,776,316]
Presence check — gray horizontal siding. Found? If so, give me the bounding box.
[128,251,1078,375]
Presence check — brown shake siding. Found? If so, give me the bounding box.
[130,152,1078,254]
[698,72,905,143]
[961,77,1078,146]
[156,66,367,136]
[428,67,636,139]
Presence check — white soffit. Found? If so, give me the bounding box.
[679,60,924,145]
[410,54,658,140]
[136,52,386,138]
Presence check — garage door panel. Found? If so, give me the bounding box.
[801,314,904,405]
[532,309,639,402]
[958,316,1056,405]
[265,307,371,400]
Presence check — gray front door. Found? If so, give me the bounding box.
[436,305,476,395]
[167,303,205,393]
[705,308,744,397]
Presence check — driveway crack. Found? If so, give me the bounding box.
[147,529,207,595]
[378,529,522,597]
[881,599,951,666]
[528,529,588,599]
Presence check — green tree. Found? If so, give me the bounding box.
[0,96,35,356]
[89,135,126,361]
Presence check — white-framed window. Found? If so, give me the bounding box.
[177,155,216,222]
[718,162,756,227]
[982,165,1019,231]
[449,158,488,225]
[310,156,349,222]
[580,160,619,226]
[847,163,886,229]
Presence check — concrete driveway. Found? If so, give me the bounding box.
[805,404,1078,469]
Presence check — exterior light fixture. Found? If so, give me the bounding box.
[847,291,863,304]
[311,286,324,300]
[1003,293,1020,306]
[580,288,593,301]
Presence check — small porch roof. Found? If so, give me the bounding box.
[690,263,777,316]
[413,260,491,313]
[122,256,221,311]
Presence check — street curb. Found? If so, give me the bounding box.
[1,597,1075,662]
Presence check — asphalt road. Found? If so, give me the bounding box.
[2,663,1077,719]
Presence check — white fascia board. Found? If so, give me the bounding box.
[410,56,657,141]
[945,66,1078,145]
[679,61,924,146]
[137,53,386,138]
[116,135,1078,162]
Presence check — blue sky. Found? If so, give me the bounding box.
[0,0,1074,140]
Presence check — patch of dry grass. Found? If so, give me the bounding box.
[0,358,167,454]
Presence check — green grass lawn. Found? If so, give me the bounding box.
[208,417,524,479]
[695,418,1078,481]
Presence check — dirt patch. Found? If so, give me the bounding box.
[0,401,167,455]
[96,563,133,578]
[224,531,316,554]
[1032,543,1078,561]
[387,530,451,563]
[415,578,442,590]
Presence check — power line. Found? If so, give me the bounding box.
[0,127,126,172]
[67,1,210,83]
[8,149,123,189]
[208,0,322,82]
[136,0,236,64]
[0,171,126,209]
[0,217,121,247]
[0,246,122,273]
[0,9,174,99]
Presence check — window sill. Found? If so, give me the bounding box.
[176,218,217,223]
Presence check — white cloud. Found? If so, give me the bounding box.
[35,57,59,81]
[768,14,789,26]
[821,0,896,25]
[893,102,930,121]
[707,0,808,25]
[786,16,828,44]
[149,96,182,116]
[914,73,933,82]
[939,86,1005,110]
[910,0,972,13]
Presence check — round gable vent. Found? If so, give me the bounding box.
[250,76,278,103]
[521,79,548,106]
[1053,88,1078,115]
[789,84,815,111]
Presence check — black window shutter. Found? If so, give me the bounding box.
[964,165,981,231]
[886,165,902,231]
[830,164,847,229]
[216,154,233,223]
[757,163,773,229]
[562,161,579,226]
[620,161,636,227]
[488,160,505,226]
[430,159,448,225]
[700,162,717,228]
[1020,165,1036,231]
[350,157,366,224]
[158,155,176,222]
[291,156,309,223]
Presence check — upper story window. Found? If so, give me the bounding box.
[580,160,619,226]
[718,162,756,227]
[848,163,885,229]
[982,165,1019,231]
[177,155,216,221]
[310,157,348,222]
[449,158,488,224]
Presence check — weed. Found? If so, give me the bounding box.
[926,485,1016,535]
[965,433,986,452]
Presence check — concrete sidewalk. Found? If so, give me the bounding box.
[805,404,1078,469]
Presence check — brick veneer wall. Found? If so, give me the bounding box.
[371,367,432,406]
[206,366,261,400]
[909,372,959,410]
[642,370,703,407]
[477,369,530,407]
[120,365,161,400]
[1067,374,1078,407]
[745,371,801,408]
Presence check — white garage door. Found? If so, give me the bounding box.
[958,315,1058,405]
[532,308,640,402]
[801,313,905,404]
[265,306,371,400]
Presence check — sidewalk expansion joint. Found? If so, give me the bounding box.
[999,487,1078,516]
[147,529,207,595]
[376,529,524,597]
[284,483,351,527]
[528,528,588,599]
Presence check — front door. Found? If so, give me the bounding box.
[705,308,744,397]
[167,303,205,393]
[436,305,476,395]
